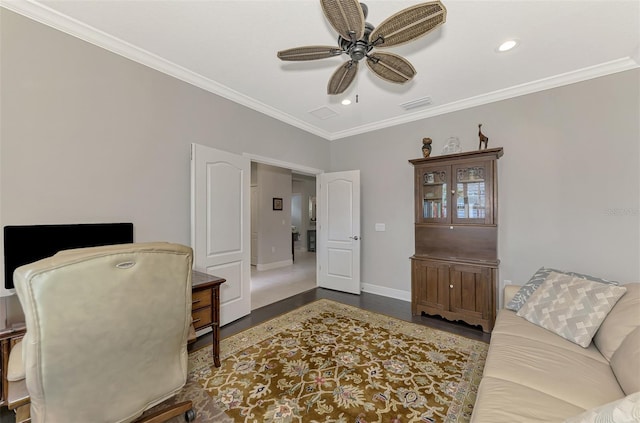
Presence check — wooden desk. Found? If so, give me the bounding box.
[191,271,225,367]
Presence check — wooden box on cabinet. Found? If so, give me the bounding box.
[409,148,503,332]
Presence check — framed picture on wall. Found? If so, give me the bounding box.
[273,198,283,211]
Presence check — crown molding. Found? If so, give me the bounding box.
[3,1,638,142]
[329,57,640,140]
[0,0,333,140]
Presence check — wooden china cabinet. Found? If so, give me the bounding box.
[409,147,503,332]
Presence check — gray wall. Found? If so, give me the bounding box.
[2,10,638,312]
[0,10,330,301]
[255,163,292,268]
[330,69,640,301]
[292,175,317,248]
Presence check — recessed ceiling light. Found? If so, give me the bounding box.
[497,39,519,52]
[341,99,352,106]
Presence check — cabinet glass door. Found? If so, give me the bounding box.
[452,161,493,224]
[420,167,448,223]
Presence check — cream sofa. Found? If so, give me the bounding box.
[471,283,640,422]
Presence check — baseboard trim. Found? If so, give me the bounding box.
[256,259,293,271]
[195,326,212,337]
[361,283,411,302]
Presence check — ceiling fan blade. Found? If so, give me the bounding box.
[366,52,416,84]
[321,0,364,42]
[277,45,343,61]
[327,61,359,95]
[369,1,446,48]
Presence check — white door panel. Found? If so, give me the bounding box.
[328,249,353,278]
[191,143,251,325]
[318,170,360,294]
[206,261,243,303]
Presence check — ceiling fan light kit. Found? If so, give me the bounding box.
[277,0,447,95]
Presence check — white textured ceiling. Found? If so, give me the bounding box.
[4,0,639,140]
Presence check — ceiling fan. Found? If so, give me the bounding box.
[277,0,447,95]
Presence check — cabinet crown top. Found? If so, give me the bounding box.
[409,147,503,165]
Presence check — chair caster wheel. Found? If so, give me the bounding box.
[185,408,196,422]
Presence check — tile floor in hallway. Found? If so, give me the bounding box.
[250,247,316,310]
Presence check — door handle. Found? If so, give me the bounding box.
[349,236,360,240]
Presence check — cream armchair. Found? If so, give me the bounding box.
[6,242,196,423]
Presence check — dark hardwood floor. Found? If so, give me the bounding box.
[0,288,490,422]
[191,287,490,352]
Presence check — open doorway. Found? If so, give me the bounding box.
[249,162,317,310]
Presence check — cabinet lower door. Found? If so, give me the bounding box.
[412,258,496,332]
[449,264,493,327]
[411,259,449,315]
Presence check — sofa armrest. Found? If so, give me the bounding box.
[503,285,521,307]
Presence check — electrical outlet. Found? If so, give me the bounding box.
[504,279,512,285]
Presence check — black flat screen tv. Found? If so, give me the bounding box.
[3,223,134,289]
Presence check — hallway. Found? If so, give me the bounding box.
[250,248,316,310]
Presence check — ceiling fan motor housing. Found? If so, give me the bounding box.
[338,22,375,62]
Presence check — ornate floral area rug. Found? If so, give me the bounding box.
[191,299,488,423]
[147,348,234,423]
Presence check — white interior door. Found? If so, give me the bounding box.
[317,170,361,294]
[191,143,251,326]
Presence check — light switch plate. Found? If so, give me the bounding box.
[375,223,386,232]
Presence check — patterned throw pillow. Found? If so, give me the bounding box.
[564,392,640,423]
[516,272,627,348]
[506,267,619,311]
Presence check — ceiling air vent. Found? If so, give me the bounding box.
[399,96,433,111]
[308,106,338,120]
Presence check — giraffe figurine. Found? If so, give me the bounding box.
[478,124,489,150]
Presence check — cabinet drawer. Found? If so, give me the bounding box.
[192,288,212,309]
[192,307,212,330]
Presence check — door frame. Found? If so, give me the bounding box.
[242,153,324,285]
[242,154,324,177]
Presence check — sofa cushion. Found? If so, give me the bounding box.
[506,267,619,311]
[610,326,640,395]
[516,272,627,347]
[564,392,640,423]
[493,308,608,363]
[594,283,640,361]
[471,377,585,423]
[482,331,624,409]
